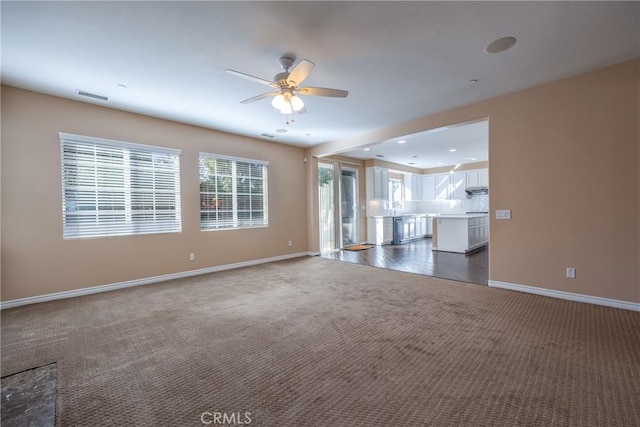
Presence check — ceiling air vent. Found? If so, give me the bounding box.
[261,133,275,138]
[76,90,108,102]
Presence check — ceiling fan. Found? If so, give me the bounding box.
[225,56,348,115]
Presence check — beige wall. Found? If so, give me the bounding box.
[1,86,308,301]
[3,59,639,305]
[309,59,640,303]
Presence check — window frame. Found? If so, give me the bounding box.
[60,132,182,239]
[199,152,269,231]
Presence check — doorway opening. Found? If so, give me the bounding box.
[318,161,359,253]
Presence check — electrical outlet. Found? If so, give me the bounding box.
[496,209,512,220]
[189,253,195,261]
[566,267,576,278]
[288,241,292,247]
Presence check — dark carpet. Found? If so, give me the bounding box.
[1,256,639,426]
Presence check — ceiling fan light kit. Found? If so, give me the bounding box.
[226,55,348,115]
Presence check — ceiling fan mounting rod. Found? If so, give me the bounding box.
[278,56,295,72]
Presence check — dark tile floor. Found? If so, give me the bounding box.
[322,238,489,285]
[1,364,57,427]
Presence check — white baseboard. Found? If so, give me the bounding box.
[489,280,640,312]
[1,252,312,310]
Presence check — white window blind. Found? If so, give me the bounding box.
[199,153,268,230]
[60,133,182,239]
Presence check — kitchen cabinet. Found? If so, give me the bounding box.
[434,172,466,200]
[367,216,393,245]
[466,170,479,187]
[403,215,417,240]
[422,175,436,200]
[479,169,489,186]
[435,174,450,200]
[418,168,488,200]
[366,167,389,201]
[408,174,423,201]
[466,169,489,188]
[417,215,432,237]
[425,216,433,236]
[435,214,488,253]
[450,172,467,200]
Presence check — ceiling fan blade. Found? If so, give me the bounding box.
[287,59,314,87]
[225,69,278,88]
[298,86,349,98]
[240,92,279,104]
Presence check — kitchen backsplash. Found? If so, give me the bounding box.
[367,194,488,216]
[468,193,489,213]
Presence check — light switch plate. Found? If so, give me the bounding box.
[496,209,512,219]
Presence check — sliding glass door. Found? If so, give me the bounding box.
[318,161,338,253]
[341,167,358,247]
[318,161,359,253]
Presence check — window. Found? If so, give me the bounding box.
[199,153,268,230]
[60,133,181,239]
[389,177,404,209]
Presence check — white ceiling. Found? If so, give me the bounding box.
[2,1,638,155]
[341,120,489,170]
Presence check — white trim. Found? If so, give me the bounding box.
[489,280,640,312]
[59,132,182,155]
[1,252,312,310]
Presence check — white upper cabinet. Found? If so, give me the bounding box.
[365,167,487,202]
[450,172,467,200]
[435,174,451,200]
[366,167,389,200]
[479,169,489,187]
[466,169,489,187]
[422,175,436,200]
[407,174,423,201]
[466,170,479,187]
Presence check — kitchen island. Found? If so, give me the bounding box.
[434,214,488,253]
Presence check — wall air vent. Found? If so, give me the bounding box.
[76,90,108,101]
[261,133,275,138]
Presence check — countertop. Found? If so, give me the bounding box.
[368,213,488,219]
[437,214,489,219]
[368,213,440,219]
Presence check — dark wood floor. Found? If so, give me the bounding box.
[322,238,489,285]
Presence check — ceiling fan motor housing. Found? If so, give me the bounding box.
[274,72,291,88]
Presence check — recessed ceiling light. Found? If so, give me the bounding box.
[449,149,457,152]
[364,148,370,151]
[398,140,406,144]
[376,154,384,158]
[465,157,478,161]
[437,162,443,165]
[412,155,418,158]
[469,79,478,84]
[117,84,127,89]
[485,36,516,54]
[408,162,415,165]
[275,128,287,133]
